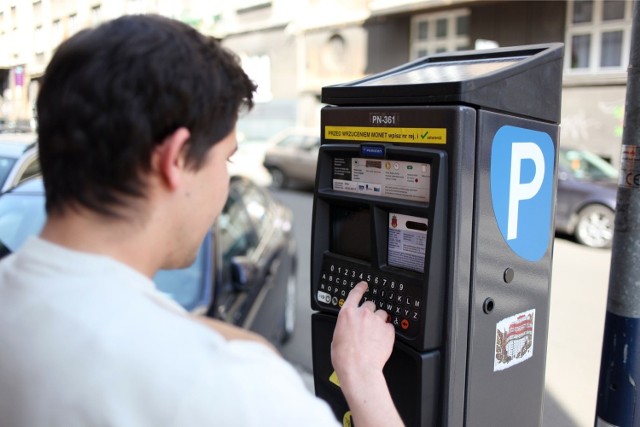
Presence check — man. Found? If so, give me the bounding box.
[0,14,403,426]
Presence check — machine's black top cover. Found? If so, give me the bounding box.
[321,43,564,124]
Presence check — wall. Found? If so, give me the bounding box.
[363,13,411,74]
[469,0,566,46]
[223,26,300,137]
[561,85,626,166]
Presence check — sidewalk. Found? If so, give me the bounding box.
[295,365,580,426]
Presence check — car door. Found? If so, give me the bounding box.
[555,166,589,230]
[210,180,260,326]
[237,180,294,344]
[211,177,294,343]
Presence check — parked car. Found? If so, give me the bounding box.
[555,147,618,249]
[0,175,296,346]
[0,132,39,193]
[263,128,320,188]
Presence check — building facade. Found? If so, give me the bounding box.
[0,0,201,127]
[216,0,633,165]
[0,0,634,165]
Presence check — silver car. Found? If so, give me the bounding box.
[262,128,319,189]
[555,147,618,249]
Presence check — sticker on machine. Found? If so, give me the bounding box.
[494,308,535,372]
[388,213,428,273]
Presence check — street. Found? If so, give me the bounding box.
[272,187,612,427]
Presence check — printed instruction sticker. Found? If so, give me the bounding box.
[619,144,640,189]
[333,157,431,203]
[494,309,535,372]
[388,213,428,273]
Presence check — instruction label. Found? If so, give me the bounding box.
[325,126,446,144]
[332,157,431,203]
[619,144,640,189]
[494,309,535,371]
[388,213,428,273]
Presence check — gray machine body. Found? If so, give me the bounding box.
[310,44,564,426]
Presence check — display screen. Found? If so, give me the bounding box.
[388,213,428,273]
[331,205,371,262]
[359,57,525,86]
[333,157,431,203]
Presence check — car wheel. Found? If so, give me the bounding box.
[269,167,288,189]
[574,204,615,249]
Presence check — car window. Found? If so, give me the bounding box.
[304,136,320,149]
[0,192,46,252]
[559,149,619,181]
[241,184,274,237]
[17,155,41,185]
[0,157,17,190]
[218,184,259,264]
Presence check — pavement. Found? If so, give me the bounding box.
[291,366,579,426]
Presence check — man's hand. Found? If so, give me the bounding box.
[331,281,403,426]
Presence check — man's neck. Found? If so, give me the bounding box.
[40,208,161,278]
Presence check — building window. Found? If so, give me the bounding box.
[34,25,44,54]
[10,6,16,31]
[236,0,272,13]
[68,13,78,36]
[565,0,633,73]
[52,19,62,45]
[33,1,43,23]
[91,5,102,27]
[36,52,45,67]
[410,9,470,59]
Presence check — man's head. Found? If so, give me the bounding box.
[36,14,255,218]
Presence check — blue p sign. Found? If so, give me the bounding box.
[491,126,555,262]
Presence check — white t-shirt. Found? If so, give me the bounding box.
[0,237,339,427]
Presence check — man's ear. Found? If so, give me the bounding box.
[152,127,191,190]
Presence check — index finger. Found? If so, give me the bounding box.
[343,281,368,308]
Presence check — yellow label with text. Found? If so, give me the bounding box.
[325,125,446,144]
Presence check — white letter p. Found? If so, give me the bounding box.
[508,143,545,240]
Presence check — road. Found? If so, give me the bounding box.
[272,187,611,427]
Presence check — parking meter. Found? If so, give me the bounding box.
[310,44,564,426]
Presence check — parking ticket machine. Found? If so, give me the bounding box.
[310,44,564,426]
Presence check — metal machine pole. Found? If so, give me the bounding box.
[595,2,640,426]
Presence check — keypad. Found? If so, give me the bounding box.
[316,255,423,338]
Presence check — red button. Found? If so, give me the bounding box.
[401,319,409,330]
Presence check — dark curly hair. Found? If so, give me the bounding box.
[36,14,256,216]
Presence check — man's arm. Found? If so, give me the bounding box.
[193,316,279,355]
[331,281,404,427]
